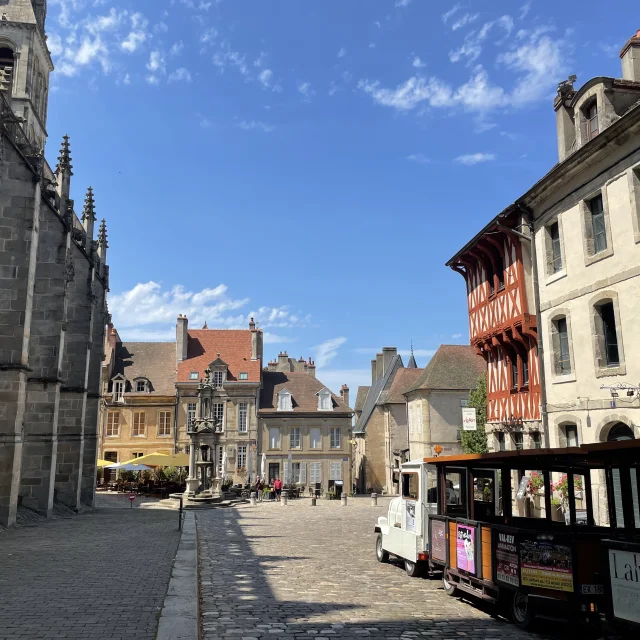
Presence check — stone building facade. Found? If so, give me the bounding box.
[531,32,640,449]
[99,326,176,480]
[404,345,485,460]
[0,2,110,527]
[258,355,352,493]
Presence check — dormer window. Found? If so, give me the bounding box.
[584,101,598,140]
[135,380,148,393]
[213,370,224,387]
[112,376,125,403]
[239,372,248,380]
[189,372,198,380]
[277,389,293,411]
[317,388,333,411]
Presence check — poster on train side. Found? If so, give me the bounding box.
[496,532,519,587]
[456,524,476,574]
[520,538,573,592]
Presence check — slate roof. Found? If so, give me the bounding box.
[406,353,418,368]
[177,329,261,383]
[384,368,424,403]
[405,345,485,393]
[354,386,370,413]
[354,354,403,434]
[259,371,352,414]
[113,342,176,396]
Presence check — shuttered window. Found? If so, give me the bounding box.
[309,462,321,484]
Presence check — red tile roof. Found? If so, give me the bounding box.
[384,368,425,403]
[177,329,261,382]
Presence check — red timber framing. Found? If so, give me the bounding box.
[449,223,541,425]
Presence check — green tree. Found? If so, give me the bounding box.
[460,375,488,454]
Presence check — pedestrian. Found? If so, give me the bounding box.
[255,477,263,502]
[274,476,282,501]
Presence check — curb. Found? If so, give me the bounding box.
[156,511,198,640]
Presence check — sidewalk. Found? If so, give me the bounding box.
[0,508,180,639]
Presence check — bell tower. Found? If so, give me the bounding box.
[0,0,53,151]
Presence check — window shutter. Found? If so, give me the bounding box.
[300,463,306,484]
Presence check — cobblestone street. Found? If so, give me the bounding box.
[198,497,560,640]
[0,508,180,639]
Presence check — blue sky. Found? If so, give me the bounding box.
[45,0,636,394]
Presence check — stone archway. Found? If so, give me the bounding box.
[606,422,635,442]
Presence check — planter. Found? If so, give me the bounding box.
[551,506,565,522]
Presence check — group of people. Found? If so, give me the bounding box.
[254,476,283,501]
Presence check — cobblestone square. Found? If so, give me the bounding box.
[197,497,561,640]
[0,509,180,640]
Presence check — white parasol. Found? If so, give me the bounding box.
[261,452,266,479]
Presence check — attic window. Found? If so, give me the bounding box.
[189,372,198,380]
[584,100,599,140]
[135,380,147,393]
[239,372,248,380]
[0,47,15,96]
[277,389,292,411]
[318,388,333,411]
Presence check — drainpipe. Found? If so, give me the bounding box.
[503,204,550,449]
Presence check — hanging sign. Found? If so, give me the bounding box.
[462,408,477,431]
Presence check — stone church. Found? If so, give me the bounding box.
[0,0,110,527]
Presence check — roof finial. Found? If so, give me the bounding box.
[81,186,96,222]
[55,134,73,174]
[98,218,108,247]
[202,321,208,329]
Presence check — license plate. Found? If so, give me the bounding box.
[580,584,604,595]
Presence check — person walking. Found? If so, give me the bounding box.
[274,476,283,502]
[255,477,263,502]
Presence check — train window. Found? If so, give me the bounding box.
[611,468,625,528]
[445,470,467,517]
[631,468,640,528]
[402,473,419,500]
[425,470,438,505]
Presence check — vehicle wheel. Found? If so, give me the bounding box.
[442,570,457,596]
[509,591,534,629]
[375,534,389,563]
[404,560,425,578]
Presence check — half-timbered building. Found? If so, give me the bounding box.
[447,209,542,451]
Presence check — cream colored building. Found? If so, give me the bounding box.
[405,345,485,460]
[259,354,352,493]
[529,31,640,449]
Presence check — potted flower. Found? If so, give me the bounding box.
[552,474,583,516]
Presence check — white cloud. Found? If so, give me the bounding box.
[154,21,169,34]
[200,27,218,44]
[328,81,340,96]
[358,76,453,111]
[168,67,192,83]
[213,48,248,75]
[449,16,514,64]
[412,56,426,68]
[315,368,371,396]
[238,120,274,133]
[258,68,273,87]
[121,30,146,53]
[146,50,166,74]
[455,152,496,165]
[298,81,315,100]
[171,41,184,56]
[313,337,347,369]
[352,347,435,358]
[519,2,532,20]
[395,0,411,6]
[263,333,296,345]
[451,13,479,31]
[199,115,212,128]
[442,3,461,24]
[338,47,347,58]
[406,153,430,164]
[452,333,464,339]
[110,282,310,341]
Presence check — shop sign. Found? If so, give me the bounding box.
[431,520,447,563]
[456,524,476,574]
[608,548,640,624]
[520,538,573,592]
[462,408,477,431]
[496,532,519,587]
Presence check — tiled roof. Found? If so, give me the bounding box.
[354,355,403,434]
[259,372,352,414]
[113,342,176,396]
[405,345,485,393]
[384,368,424,403]
[177,329,261,383]
[354,386,370,413]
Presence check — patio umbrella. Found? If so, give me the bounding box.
[96,459,113,468]
[120,452,169,466]
[105,462,152,471]
[221,450,227,480]
[261,453,266,479]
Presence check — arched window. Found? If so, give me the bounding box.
[607,423,634,442]
[0,47,15,95]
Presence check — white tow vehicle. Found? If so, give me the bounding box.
[374,460,440,577]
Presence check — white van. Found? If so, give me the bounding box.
[374,460,439,577]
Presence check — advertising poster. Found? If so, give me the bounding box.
[520,539,573,592]
[608,548,640,624]
[496,532,519,587]
[431,520,447,563]
[456,524,476,574]
[405,501,415,532]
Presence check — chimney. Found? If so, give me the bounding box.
[267,360,277,372]
[340,384,350,408]
[620,30,640,82]
[382,347,397,375]
[307,357,316,378]
[376,353,384,378]
[176,314,188,364]
[371,359,377,384]
[276,351,290,372]
[107,324,117,350]
[250,317,262,360]
[554,77,577,162]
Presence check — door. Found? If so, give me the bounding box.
[268,463,280,483]
[103,451,118,483]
